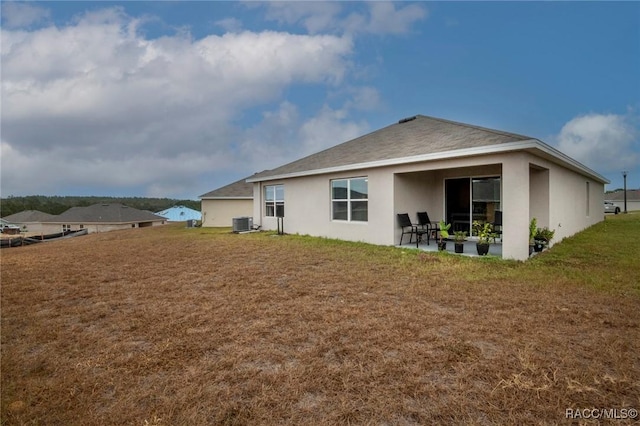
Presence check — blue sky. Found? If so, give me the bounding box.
[1,1,638,199]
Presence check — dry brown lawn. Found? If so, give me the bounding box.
[1,220,639,425]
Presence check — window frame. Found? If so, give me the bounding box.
[264,184,285,217]
[331,177,368,222]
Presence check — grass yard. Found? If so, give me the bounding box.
[1,214,639,425]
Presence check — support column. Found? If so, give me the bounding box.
[502,154,530,261]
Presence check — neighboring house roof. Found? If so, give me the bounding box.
[53,203,166,223]
[199,175,254,199]
[156,205,202,221]
[247,115,608,184]
[605,189,640,202]
[2,210,57,223]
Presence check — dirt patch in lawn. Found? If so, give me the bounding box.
[2,224,639,425]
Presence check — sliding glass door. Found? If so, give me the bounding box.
[445,176,501,235]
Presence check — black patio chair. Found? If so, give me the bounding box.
[397,213,417,246]
[417,211,439,245]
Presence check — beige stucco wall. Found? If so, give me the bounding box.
[502,152,531,260]
[28,223,82,234]
[529,166,550,228]
[253,150,606,261]
[84,224,137,233]
[527,153,605,244]
[201,199,253,227]
[393,171,439,231]
[9,222,48,233]
[550,165,604,242]
[253,171,395,245]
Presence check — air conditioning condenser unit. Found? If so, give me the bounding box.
[232,217,253,233]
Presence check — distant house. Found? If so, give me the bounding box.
[605,189,640,212]
[199,176,254,227]
[3,203,166,234]
[247,115,609,261]
[155,205,202,222]
[1,210,58,233]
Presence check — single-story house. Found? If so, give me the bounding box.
[1,210,58,233]
[3,203,167,234]
[199,176,254,227]
[605,189,640,212]
[155,205,202,222]
[247,115,609,261]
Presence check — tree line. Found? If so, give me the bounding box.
[0,196,200,218]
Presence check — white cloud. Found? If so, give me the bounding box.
[259,2,427,35]
[364,2,427,35]
[236,101,370,172]
[236,101,302,170]
[215,17,243,33]
[0,8,356,198]
[1,2,51,29]
[298,106,369,155]
[262,2,342,34]
[556,113,639,172]
[343,86,381,111]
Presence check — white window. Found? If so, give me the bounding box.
[331,177,368,222]
[265,185,284,217]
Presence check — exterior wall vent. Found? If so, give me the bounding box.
[398,116,417,124]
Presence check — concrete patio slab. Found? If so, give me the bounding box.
[397,238,503,258]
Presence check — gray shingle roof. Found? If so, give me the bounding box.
[250,115,533,181]
[199,176,254,199]
[2,210,57,222]
[54,203,166,223]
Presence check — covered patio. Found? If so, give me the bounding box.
[394,163,506,258]
[393,153,551,261]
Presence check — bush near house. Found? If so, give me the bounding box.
[1,214,638,425]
